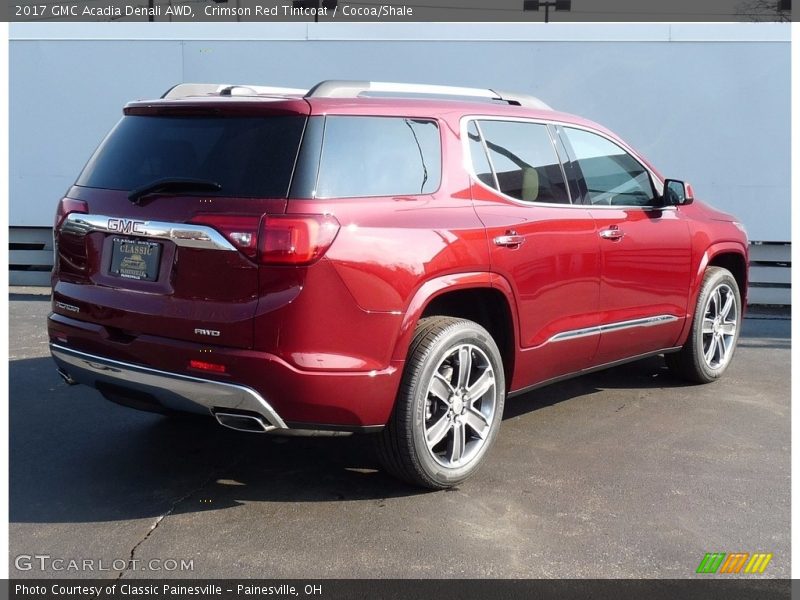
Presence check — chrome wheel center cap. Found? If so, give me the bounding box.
[451,395,465,414]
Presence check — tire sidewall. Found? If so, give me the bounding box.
[409,323,505,486]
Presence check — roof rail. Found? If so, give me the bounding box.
[161,83,307,100]
[304,80,552,110]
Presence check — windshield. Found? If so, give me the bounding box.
[76,115,307,198]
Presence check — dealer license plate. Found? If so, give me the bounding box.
[109,237,162,281]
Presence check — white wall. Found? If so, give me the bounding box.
[10,23,790,242]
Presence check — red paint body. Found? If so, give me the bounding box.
[48,95,748,429]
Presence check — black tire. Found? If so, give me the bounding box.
[666,266,742,383]
[376,316,506,489]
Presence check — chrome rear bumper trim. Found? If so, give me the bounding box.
[50,343,287,430]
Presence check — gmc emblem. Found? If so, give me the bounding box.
[108,218,146,235]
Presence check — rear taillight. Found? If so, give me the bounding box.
[258,215,340,265]
[54,198,89,231]
[189,214,261,259]
[190,213,340,266]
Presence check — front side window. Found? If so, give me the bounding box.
[472,120,570,204]
[562,127,655,207]
[314,116,441,198]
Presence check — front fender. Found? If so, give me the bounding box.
[676,240,749,346]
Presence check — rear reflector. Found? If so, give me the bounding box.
[189,360,227,374]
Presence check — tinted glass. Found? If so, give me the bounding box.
[77,115,306,198]
[315,116,440,198]
[563,127,655,206]
[467,122,495,187]
[478,120,570,204]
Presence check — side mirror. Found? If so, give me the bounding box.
[663,179,694,206]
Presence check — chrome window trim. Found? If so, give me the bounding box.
[61,213,237,252]
[547,314,679,344]
[459,114,672,212]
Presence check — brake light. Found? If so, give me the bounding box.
[189,214,261,259]
[54,198,89,231]
[259,215,340,266]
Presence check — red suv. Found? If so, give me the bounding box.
[49,80,748,488]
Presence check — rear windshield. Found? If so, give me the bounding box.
[76,115,306,198]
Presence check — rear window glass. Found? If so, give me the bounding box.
[477,120,570,204]
[314,116,441,198]
[76,115,306,198]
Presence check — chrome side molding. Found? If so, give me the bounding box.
[61,213,237,252]
[549,314,679,344]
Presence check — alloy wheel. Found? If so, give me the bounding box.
[701,283,738,369]
[423,344,497,468]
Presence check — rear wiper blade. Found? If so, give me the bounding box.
[128,178,222,204]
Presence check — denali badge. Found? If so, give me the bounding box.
[55,301,80,313]
[194,328,221,337]
[107,218,146,235]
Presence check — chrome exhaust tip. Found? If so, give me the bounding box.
[214,411,275,433]
[57,368,78,386]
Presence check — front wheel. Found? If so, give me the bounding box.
[666,266,742,383]
[376,316,505,489]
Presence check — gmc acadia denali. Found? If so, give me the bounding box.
[48,80,748,488]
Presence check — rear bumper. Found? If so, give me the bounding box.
[48,312,402,429]
[51,343,288,431]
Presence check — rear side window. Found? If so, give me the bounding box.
[473,120,570,204]
[314,116,441,198]
[76,115,306,198]
[562,127,655,206]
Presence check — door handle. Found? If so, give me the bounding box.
[494,232,525,248]
[599,226,624,241]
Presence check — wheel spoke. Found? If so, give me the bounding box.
[426,413,451,449]
[465,369,494,403]
[720,292,734,320]
[718,333,731,354]
[704,335,718,364]
[456,346,471,389]
[430,375,453,404]
[463,408,490,439]
[720,322,736,336]
[702,318,715,334]
[711,289,722,316]
[714,333,725,363]
[448,420,466,463]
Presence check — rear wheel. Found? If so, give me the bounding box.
[376,316,505,489]
[666,266,741,383]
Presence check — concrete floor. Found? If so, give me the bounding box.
[9,293,790,578]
